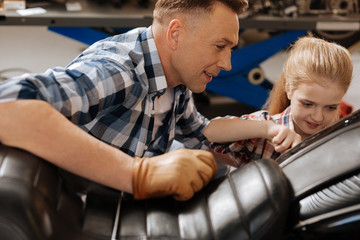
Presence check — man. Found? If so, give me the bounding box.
[0,0,248,201]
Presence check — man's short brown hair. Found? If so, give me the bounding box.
[154,0,248,23]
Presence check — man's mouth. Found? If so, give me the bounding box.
[204,71,214,81]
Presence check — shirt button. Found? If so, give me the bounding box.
[144,145,148,150]
[151,110,155,115]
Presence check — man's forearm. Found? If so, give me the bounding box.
[0,100,134,193]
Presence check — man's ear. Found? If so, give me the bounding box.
[167,19,182,50]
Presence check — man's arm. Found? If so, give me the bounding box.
[0,100,217,200]
[0,100,134,193]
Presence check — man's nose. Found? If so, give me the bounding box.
[218,50,232,71]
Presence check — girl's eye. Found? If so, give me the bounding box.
[302,102,313,107]
[327,106,338,111]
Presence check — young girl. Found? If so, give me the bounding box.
[204,35,353,167]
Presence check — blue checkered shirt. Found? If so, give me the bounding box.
[0,27,210,157]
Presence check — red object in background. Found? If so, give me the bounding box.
[339,101,353,118]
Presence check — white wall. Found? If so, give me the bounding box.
[0,26,88,80]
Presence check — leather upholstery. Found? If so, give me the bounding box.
[299,173,360,220]
[1,110,360,240]
[0,145,290,240]
[277,110,360,239]
[278,118,360,200]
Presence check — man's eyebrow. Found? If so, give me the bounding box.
[219,38,238,47]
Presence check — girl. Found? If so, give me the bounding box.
[204,35,353,167]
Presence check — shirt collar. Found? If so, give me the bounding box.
[141,26,168,94]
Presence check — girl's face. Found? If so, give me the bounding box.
[286,81,346,140]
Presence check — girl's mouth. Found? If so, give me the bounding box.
[306,121,320,129]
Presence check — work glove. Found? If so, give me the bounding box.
[132,148,217,201]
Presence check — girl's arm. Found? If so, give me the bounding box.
[204,118,301,153]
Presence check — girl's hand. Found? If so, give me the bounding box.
[267,122,302,153]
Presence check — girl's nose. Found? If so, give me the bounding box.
[311,108,324,122]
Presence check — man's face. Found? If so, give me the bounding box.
[171,3,239,93]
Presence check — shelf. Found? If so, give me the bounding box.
[1,0,360,31]
[239,14,360,31]
[0,0,154,27]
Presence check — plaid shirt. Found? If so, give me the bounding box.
[0,27,209,157]
[210,107,293,167]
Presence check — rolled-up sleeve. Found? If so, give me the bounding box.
[175,90,210,150]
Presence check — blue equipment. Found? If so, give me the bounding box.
[206,30,307,109]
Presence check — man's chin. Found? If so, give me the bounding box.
[190,85,207,94]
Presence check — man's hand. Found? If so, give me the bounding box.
[267,123,302,153]
[132,149,217,201]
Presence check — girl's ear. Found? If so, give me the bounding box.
[167,19,182,50]
[285,82,292,100]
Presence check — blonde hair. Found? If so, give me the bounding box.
[266,35,353,115]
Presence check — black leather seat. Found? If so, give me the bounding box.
[0,145,290,240]
[277,110,360,239]
[1,110,360,240]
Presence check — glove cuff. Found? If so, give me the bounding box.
[132,156,146,200]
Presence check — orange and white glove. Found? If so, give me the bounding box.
[132,149,218,201]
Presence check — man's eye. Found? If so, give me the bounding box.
[216,45,226,50]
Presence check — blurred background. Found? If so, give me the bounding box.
[1,0,359,118]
